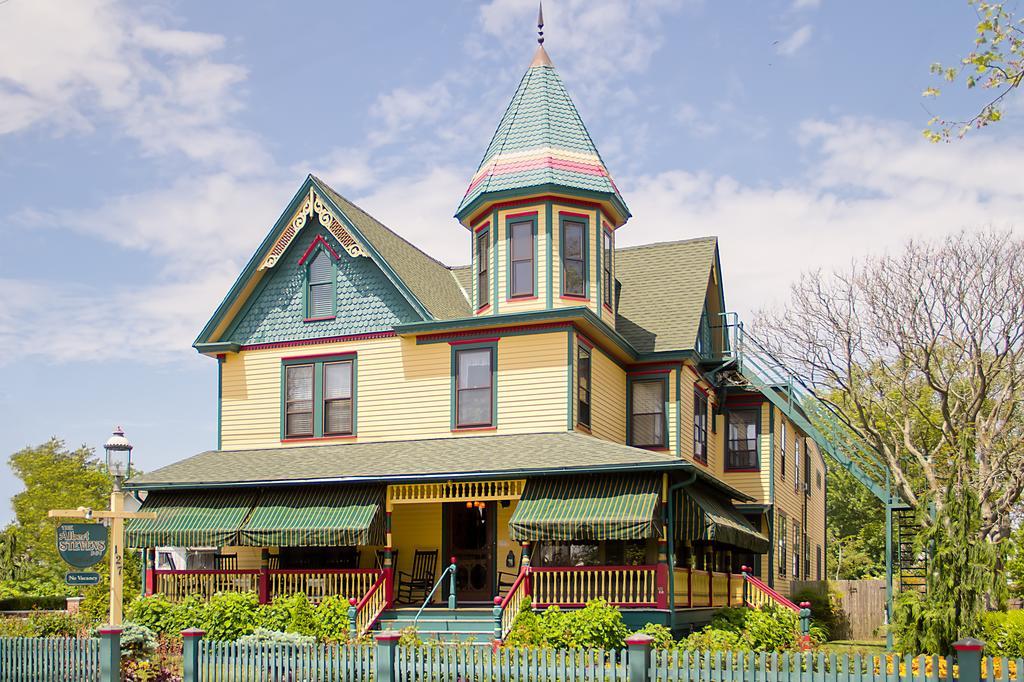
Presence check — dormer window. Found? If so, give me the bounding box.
[306,249,335,320]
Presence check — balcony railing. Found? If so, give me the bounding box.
[672,568,744,608]
[151,568,382,605]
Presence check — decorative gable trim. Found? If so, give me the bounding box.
[260,188,366,270]
[298,235,341,265]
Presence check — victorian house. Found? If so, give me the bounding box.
[126,29,827,638]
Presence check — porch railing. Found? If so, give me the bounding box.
[268,569,380,603]
[741,567,800,612]
[152,569,261,602]
[672,568,744,608]
[151,568,381,605]
[497,568,531,639]
[530,565,658,607]
[352,571,390,636]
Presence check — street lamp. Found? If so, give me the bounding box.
[103,426,133,489]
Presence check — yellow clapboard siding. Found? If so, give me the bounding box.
[390,502,443,601]
[588,344,626,443]
[220,332,568,450]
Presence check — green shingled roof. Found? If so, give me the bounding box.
[614,238,719,354]
[313,178,471,320]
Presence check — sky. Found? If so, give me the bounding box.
[0,0,1021,524]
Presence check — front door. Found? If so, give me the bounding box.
[444,502,495,603]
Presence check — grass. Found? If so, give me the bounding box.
[820,640,889,654]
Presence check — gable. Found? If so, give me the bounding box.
[224,222,419,346]
[614,238,718,354]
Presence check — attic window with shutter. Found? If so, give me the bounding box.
[306,249,336,321]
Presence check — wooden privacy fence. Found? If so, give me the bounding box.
[791,579,886,641]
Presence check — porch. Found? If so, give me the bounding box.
[129,470,771,638]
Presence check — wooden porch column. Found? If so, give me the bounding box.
[144,548,156,596]
[384,496,395,607]
[520,542,532,597]
[258,549,270,604]
[655,473,670,610]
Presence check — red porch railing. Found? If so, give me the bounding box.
[151,568,383,605]
[496,568,531,640]
[740,566,800,612]
[530,565,659,608]
[352,570,390,635]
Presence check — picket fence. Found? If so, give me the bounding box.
[0,636,102,682]
[0,630,1013,682]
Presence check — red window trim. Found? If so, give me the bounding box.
[282,350,358,362]
[466,196,604,226]
[281,434,357,444]
[303,315,337,323]
[558,210,593,220]
[473,220,491,233]
[451,425,498,433]
[298,235,340,265]
[449,337,500,346]
[507,295,538,302]
[559,294,590,302]
[476,303,492,313]
[576,333,595,349]
[505,210,539,221]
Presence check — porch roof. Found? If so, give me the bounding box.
[125,432,751,501]
[675,485,770,554]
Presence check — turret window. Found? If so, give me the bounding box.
[306,249,335,320]
[561,219,587,297]
[602,230,613,308]
[509,219,535,297]
[476,229,490,309]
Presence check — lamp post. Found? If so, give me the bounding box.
[104,427,132,626]
[48,426,155,627]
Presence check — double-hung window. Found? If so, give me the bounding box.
[509,220,534,298]
[793,522,801,579]
[804,441,812,496]
[323,361,354,436]
[726,408,760,470]
[778,513,788,578]
[562,220,586,297]
[306,249,335,319]
[577,343,591,429]
[630,378,666,448]
[794,438,802,493]
[602,230,613,308]
[284,364,315,437]
[693,389,708,463]
[283,355,356,439]
[454,346,495,428]
[476,230,490,308]
[780,422,787,480]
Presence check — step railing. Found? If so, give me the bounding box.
[496,568,531,640]
[741,567,812,641]
[412,557,457,628]
[350,570,390,636]
[530,565,657,607]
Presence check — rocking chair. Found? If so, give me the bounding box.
[396,549,438,604]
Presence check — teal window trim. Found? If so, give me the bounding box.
[559,214,590,299]
[545,203,554,308]
[281,353,357,440]
[450,341,498,430]
[322,358,357,437]
[475,227,491,311]
[216,355,224,450]
[505,214,538,300]
[626,374,670,449]
[693,388,708,463]
[303,245,338,321]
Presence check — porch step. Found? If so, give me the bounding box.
[375,607,496,643]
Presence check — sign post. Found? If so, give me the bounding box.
[49,494,155,626]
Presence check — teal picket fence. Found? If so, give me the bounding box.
[0,636,101,682]
[196,639,374,681]
[394,645,629,681]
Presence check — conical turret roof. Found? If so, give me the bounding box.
[456,48,628,221]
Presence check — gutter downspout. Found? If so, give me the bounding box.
[667,470,698,633]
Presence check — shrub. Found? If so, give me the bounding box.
[679,627,743,652]
[127,595,176,636]
[311,595,351,643]
[982,610,1024,657]
[791,587,844,640]
[505,599,629,649]
[202,592,260,641]
[119,622,158,659]
[631,623,675,650]
[0,616,35,638]
[237,628,315,647]
[0,595,69,611]
[28,611,83,637]
[256,593,317,637]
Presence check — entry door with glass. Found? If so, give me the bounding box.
[444,501,495,603]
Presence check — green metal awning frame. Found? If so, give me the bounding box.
[674,484,770,554]
[126,485,385,548]
[509,475,662,542]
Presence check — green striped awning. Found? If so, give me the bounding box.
[237,486,384,547]
[126,490,257,548]
[674,485,769,553]
[509,476,661,541]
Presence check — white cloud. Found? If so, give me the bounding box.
[777,25,813,56]
[619,118,1023,318]
[674,103,721,138]
[792,0,821,9]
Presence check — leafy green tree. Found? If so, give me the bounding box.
[826,465,885,579]
[924,1,1023,141]
[6,439,111,583]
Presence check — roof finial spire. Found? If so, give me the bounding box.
[537,2,545,45]
[530,2,553,67]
